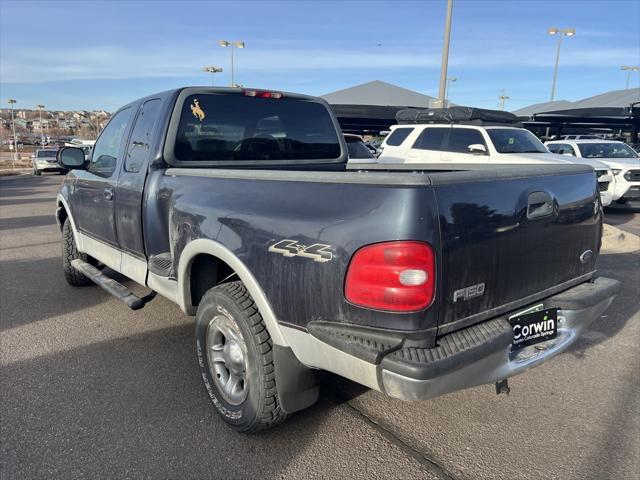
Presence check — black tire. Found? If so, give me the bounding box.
[62,218,94,287]
[195,281,287,432]
[34,168,41,176]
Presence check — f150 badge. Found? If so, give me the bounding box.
[269,239,333,263]
[453,283,485,303]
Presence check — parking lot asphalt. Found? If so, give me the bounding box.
[1,174,639,480]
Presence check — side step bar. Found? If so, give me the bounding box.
[71,259,156,310]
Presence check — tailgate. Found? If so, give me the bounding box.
[431,166,601,334]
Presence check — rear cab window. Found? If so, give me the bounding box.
[166,90,343,167]
[37,150,57,158]
[384,128,414,147]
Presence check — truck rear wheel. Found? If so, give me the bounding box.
[195,281,287,432]
[62,218,94,287]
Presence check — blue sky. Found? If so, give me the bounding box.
[1,0,639,111]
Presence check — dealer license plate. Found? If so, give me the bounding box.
[509,305,558,348]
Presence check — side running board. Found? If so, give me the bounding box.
[70,259,156,310]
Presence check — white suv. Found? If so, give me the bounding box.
[378,124,614,206]
[546,139,640,207]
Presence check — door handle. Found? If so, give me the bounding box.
[527,191,554,220]
[103,187,114,201]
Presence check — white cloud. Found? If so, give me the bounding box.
[1,43,638,83]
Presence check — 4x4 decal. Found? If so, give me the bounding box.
[268,239,333,263]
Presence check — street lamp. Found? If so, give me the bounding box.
[436,0,454,107]
[547,27,576,101]
[7,99,17,167]
[218,40,245,87]
[202,66,223,86]
[621,65,640,89]
[445,76,457,106]
[498,91,510,111]
[37,104,45,145]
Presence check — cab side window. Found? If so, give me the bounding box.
[90,108,132,177]
[125,99,161,173]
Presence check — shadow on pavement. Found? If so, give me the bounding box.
[0,197,56,207]
[0,214,57,231]
[0,256,106,331]
[0,325,327,480]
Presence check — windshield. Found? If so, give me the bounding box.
[37,150,57,158]
[578,143,638,159]
[174,93,341,162]
[345,137,374,159]
[486,129,547,154]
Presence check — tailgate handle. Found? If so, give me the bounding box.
[527,191,554,220]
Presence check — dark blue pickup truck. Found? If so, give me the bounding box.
[56,87,620,432]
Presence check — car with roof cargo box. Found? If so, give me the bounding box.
[55,87,619,432]
[377,108,615,207]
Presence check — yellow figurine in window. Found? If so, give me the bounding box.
[190,98,205,121]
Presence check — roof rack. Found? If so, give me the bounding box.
[396,106,519,126]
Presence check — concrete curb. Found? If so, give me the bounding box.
[602,223,640,254]
[0,169,32,178]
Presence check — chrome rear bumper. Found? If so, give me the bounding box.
[381,277,620,401]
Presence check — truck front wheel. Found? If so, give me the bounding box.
[194,281,287,432]
[62,218,94,287]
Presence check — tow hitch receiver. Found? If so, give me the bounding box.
[70,259,156,310]
[495,379,510,395]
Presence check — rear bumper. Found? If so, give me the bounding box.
[380,277,620,400]
[36,161,65,172]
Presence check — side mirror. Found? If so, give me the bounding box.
[468,144,487,154]
[562,152,575,157]
[57,147,87,170]
[30,154,35,160]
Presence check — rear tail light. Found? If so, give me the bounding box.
[242,89,283,99]
[345,241,435,312]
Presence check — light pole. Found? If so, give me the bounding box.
[218,40,245,87]
[547,27,575,101]
[445,76,457,106]
[202,66,223,86]
[498,90,510,111]
[8,99,17,167]
[37,104,45,145]
[621,65,640,89]
[436,0,454,108]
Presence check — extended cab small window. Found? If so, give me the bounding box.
[126,99,161,173]
[385,128,414,146]
[413,128,447,151]
[90,107,132,177]
[173,94,341,162]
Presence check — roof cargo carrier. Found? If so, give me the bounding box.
[396,106,520,126]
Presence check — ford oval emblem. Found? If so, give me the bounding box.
[579,250,594,263]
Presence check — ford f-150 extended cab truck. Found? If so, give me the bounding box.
[56,87,620,432]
